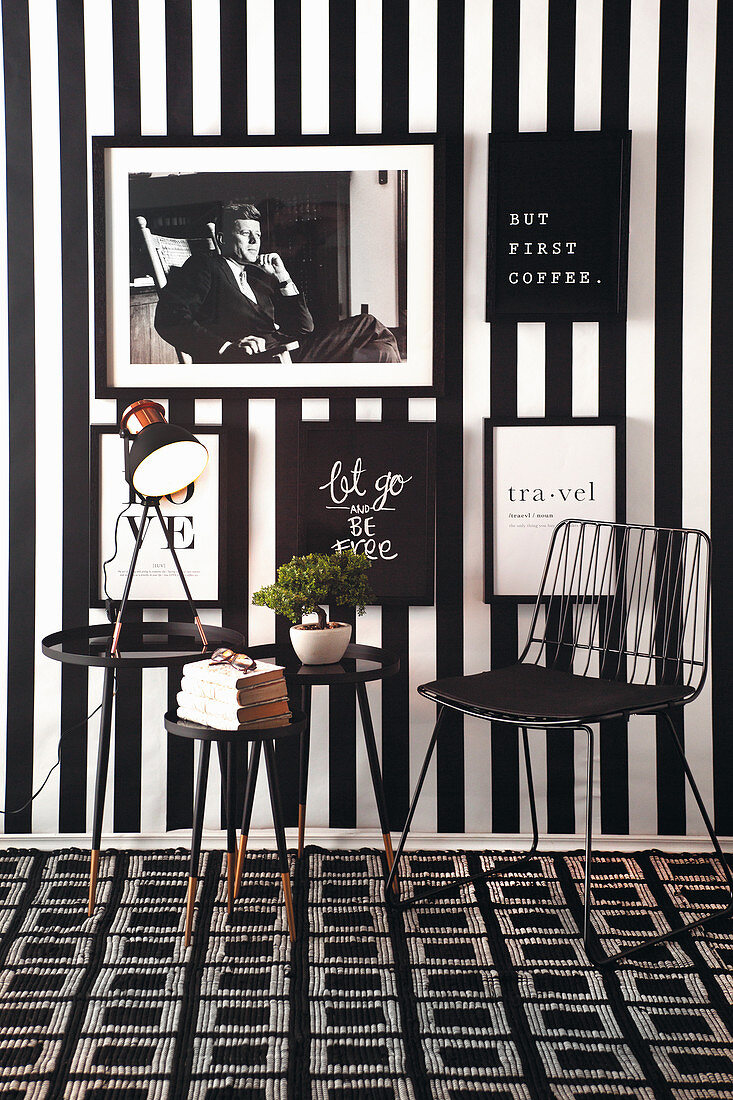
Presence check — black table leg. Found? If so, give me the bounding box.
[355,681,397,890]
[88,665,116,916]
[185,739,211,947]
[297,684,311,856]
[235,739,262,900]
[217,742,237,914]
[263,739,296,943]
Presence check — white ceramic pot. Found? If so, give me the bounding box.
[289,622,352,665]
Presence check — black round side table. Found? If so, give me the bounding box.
[164,710,306,946]
[239,643,400,892]
[41,621,245,914]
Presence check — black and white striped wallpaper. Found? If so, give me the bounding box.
[1,0,731,847]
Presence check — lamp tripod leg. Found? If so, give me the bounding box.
[110,500,152,655]
[152,500,208,647]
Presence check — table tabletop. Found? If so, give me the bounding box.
[164,709,307,744]
[245,642,400,685]
[41,622,246,669]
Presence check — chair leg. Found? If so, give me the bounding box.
[263,739,296,943]
[385,714,540,909]
[582,711,733,968]
[234,739,262,900]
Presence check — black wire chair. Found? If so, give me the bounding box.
[385,519,733,967]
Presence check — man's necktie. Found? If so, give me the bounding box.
[237,266,257,303]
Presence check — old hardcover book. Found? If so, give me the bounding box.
[176,691,291,724]
[176,702,292,731]
[182,657,285,689]
[179,674,287,706]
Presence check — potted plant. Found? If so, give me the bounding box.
[252,550,373,664]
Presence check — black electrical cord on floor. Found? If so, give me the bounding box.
[0,691,114,815]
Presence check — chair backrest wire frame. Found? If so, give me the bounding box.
[519,520,710,701]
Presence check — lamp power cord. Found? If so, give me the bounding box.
[0,690,115,816]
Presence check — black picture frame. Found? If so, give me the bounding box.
[297,422,436,606]
[484,417,626,603]
[486,131,631,321]
[90,424,229,609]
[93,134,445,398]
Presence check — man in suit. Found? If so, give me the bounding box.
[154,202,401,364]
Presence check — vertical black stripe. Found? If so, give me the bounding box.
[166,399,196,831]
[488,0,520,836]
[58,0,92,834]
[166,0,193,136]
[490,610,520,833]
[274,400,302,827]
[163,6,194,828]
[272,0,305,826]
[544,606,575,834]
[711,2,733,837]
[112,0,141,133]
[653,0,688,837]
[107,2,144,834]
[2,0,35,832]
[166,605,193,831]
[379,0,411,833]
[544,0,574,427]
[598,0,631,837]
[219,9,250,825]
[113,613,142,832]
[547,0,575,132]
[382,0,409,134]
[324,5,357,827]
[274,0,301,136]
[329,0,356,134]
[222,405,250,643]
[326,398,358,828]
[544,0,577,831]
[381,395,411,831]
[220,0,247,136]
[435,0,465,833]
[111,410,142,835]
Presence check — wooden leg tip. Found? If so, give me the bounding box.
[282,872,296,942]
[234,835,247,900]
[297,804,306,858]
[88,850,100,916]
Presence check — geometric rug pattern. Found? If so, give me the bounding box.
[0,848,731,1098]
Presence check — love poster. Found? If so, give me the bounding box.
[297,424,436,605]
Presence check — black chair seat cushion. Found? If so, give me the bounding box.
[418,662,693,723]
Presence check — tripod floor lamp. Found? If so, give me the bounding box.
[41,400,246,914]
[92,400,210,910]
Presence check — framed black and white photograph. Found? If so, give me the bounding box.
[297,423,436,606]
[484,418,625,602]
[93,135,444,398]
[90,425,227,608]
[486,131,631,321]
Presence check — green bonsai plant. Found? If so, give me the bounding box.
[252,549,373,629]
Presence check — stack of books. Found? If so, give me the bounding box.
[177,657,290,731]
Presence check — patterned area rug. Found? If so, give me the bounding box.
[0,848,731,1099]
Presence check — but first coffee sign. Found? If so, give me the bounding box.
[486,131,631,321]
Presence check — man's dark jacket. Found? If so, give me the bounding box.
[154,252,314,362]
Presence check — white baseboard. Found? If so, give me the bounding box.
[1,829,730,853]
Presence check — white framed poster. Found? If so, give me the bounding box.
[93,135,444,398]
[484,418,624,601]
[90,425,226,607]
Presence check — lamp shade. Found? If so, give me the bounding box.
[120,400,209,498]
